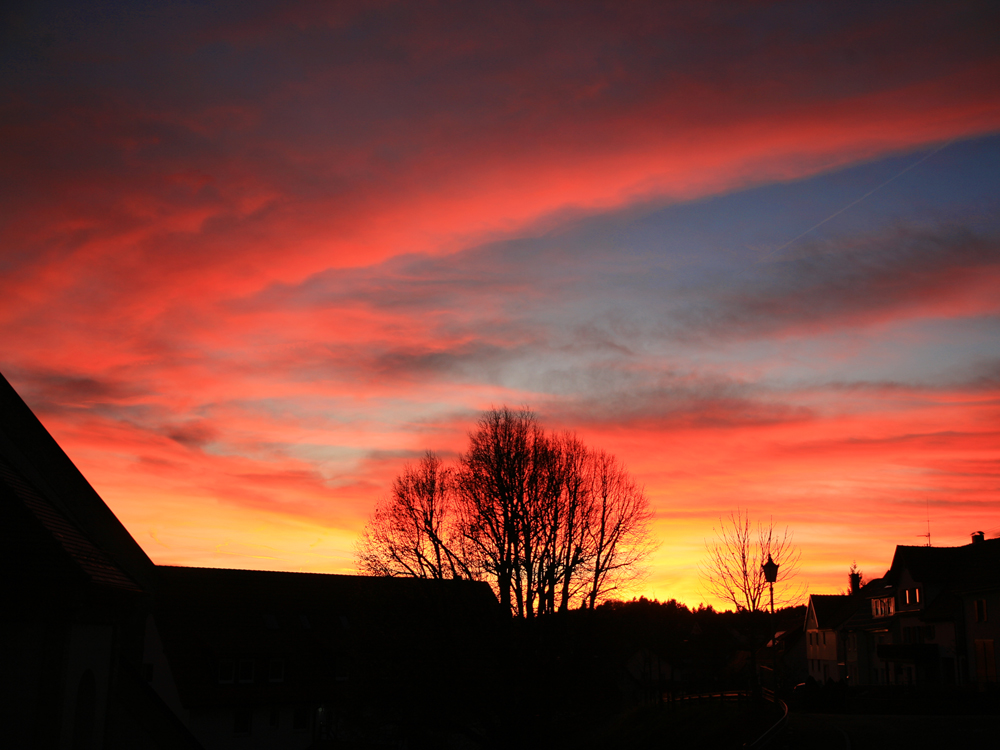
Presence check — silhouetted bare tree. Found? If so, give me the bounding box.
[356,452,474,580]
[700,509,800,612]
[584,450,656,609]
[356,407,657,617]
[456,406,545,616]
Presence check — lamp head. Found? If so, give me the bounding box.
[762,554,779,583]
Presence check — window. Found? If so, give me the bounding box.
[218,659,235,684]
[872,597,895,618]
[904,588,921,605]
[974,639,997,683]
[822,632,827,646]
[334,657,349,682]
[975,598,988,623]
[269,708,280,730]
[234,708,252,735]
[268,659,285,683]
[924,625,936,641]
[238,659,254,683]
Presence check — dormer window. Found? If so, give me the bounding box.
[872,597,895,617]
[904,588,921,605]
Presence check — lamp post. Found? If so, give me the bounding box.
[762,554,779,697]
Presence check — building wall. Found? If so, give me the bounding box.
[59,620,115,750]
[965,592,999,686]
[187,706,316,750]
[806,628,839,683]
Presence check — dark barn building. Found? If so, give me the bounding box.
[0,371,499,749]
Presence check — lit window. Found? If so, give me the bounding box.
[872,597,895,618]
[975,598,988,623]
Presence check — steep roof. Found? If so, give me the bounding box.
[0,371,153,592]
[886,539,1000,593]
[885,544,966,586]
[953,537,1000,593]
[0,454,139,591]
[806,593,858,630]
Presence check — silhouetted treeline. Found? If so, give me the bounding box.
[480,597,806,749]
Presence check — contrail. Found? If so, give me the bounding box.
[759,139,954,263]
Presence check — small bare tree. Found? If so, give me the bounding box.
[700,509,800,612]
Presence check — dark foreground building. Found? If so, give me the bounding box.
[147,566,498,748]
[0,371,499,749]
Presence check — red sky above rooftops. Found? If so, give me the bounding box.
[2,0,999,606]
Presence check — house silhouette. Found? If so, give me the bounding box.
[804,536,1000,688]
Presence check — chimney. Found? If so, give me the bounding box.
[849,572,861,595]
[971,531,985,544]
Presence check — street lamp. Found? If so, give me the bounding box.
[762,554,779,697]
[762,554,779,613]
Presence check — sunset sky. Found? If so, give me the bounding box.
[2,0,999,608]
